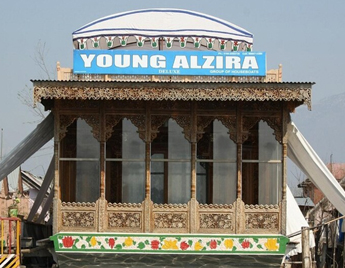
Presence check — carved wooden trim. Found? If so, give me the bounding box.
[218,116,237,142]
[242,117,260,143]
[59,115,77,140]
[126,115,146,142]
[105,115,122,141]
[172,115,192,142]
[196,116,215,142]
[33,81,313,111]
[151,115,170,142]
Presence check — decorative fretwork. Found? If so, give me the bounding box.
[199,213,234,230]
[242,117,260,143]
[61,202,96,207]
[151,115,169,142]
[107,203,142,208]
[218,116,237,142]
[59,115,77,140]
[83,115,101,141]
[33,81,312,110]
[263,117,282,143]
[245,212,279,230]
[108,212,141,228]
[105,115,123,141]
[196,116,215,142]
[126,115,146,141]
[62,211,95,227]
[172,115,192,142]
[154,212,187,229]
[199,204,233,209]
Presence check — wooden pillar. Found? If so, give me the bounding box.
[281,107,288,235]
[236,104,242,200]
[53,102,60,234]
[302,226,311,268]
[143,103,152,233]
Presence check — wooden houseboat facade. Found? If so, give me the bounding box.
[32,9,313,267]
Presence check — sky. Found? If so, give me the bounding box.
[0,1,344,185]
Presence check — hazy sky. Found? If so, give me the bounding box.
[0,0,344,177]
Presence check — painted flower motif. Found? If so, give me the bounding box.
[210,240,217,249]
[265,238,279,251]
[108,238,115,249]
[151,240,160,250]
[194,241,203,251]
[90,237,97,247]
[224,239,234,249]
[180,241,189,250]
[124,237,134,247]
[162,239,178,250]
[241,240,250,249]
[62,236,74,248]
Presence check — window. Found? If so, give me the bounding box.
[197,120,237,204]
[60,119,100,202]
[242,120,282,205]
[106,118,146,204]
[151,119,191,204]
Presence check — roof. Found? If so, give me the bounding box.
[32,80,313,110]
[72,8,253,51]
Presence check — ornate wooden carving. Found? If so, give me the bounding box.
[151,115,169,142]
[108,212,141,228]
[59,115,77,140]
[242,117,260,143]
[154,212,187,229]
[199,213,234,230]
[83,115,101,141]
[62,211,95,227]
[172,115,192,142]
[105,115,122,141]
[196,116,215,142]
[126,115,146,141]
[218,116,237,142]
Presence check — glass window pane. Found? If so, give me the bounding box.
[259,121,281,160]
[168,119,191,160]
[76,119,100,158]
[106,118,145,204]
[168,162,191,204]
[122,161,145,203]
[213,163,237,204]
[76,161,100,202]
[259,163,282,204]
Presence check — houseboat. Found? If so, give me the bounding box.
[31,8,313,267]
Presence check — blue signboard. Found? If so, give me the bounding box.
[73,50,266,76]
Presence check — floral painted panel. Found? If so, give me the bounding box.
[52,233,289,255]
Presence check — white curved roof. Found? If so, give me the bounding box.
[72,8,253,44]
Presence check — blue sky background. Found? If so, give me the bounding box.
[0,1,344,185]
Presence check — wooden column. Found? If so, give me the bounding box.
[144,103,152,232]
[281,107,288,235]
[53,102,60,234]
[236,104,242,200]
[302,226,311,268]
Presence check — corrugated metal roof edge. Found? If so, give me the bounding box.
[31,79,315,84]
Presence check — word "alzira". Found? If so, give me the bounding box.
[80,54,259,70]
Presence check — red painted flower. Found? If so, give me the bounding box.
[151,240,160,250]
[108,238,115,249]
[180,241,189,250]
[62,236,74,248]
[210,240,217,249]
[241,240,250,249]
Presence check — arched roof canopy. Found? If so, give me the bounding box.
[72,8,253,51]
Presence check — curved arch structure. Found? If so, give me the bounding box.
[72,8,253,51]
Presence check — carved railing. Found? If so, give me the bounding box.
[59,201,97,232]
[57,199,282,235]
[106,203,143,233]
[152,203,189,233]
